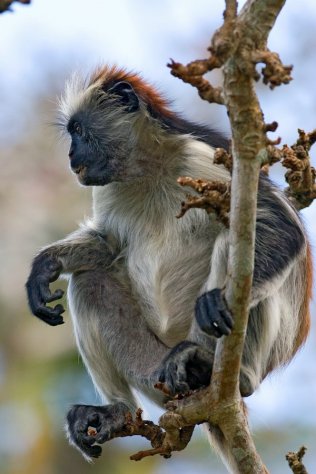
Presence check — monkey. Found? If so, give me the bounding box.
[26,65,312,471]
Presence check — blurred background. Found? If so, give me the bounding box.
[0,1,315,473]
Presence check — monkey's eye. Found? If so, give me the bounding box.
[73,122,82,136]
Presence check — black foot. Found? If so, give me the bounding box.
[195,288,233,338]
[157,341,213,397]
[66,402,130,460]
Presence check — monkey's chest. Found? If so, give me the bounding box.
[127,239,212,347]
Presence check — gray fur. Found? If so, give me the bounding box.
[27,71,310,471]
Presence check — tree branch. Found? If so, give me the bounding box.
[286,446,308,474]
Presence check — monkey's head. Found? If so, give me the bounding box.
[59,66,176,186]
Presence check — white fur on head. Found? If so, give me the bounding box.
[58,72,101,124]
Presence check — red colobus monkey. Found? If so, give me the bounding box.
[26,66,312,471]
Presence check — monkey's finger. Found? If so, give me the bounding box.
[163,361,178,384]
[35,305,65,326]
[208,288,228,312]
[95,429,112,444]
[37,282,58,304]
[211,317,231,336]
[204,292,232,335]
[207,289,234,330]
[72,434,102,459]
[158,366,167,383]
[77,433,97,447]
[88,444,102,458]
[45,289,64,303]
[159,362,178,394]
[165,362,192,395]
[195,295,222,337]
[76,439,102,459]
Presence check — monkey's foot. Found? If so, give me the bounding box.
[156,341,213,397]
[66,402,130,459]
[195,288,233,337]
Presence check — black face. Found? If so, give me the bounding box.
[67,117,104,185]
[67,81,139,186]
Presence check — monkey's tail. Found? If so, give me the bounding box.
[203,423,240,474]
[203,401,268,474]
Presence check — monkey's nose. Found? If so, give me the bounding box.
[68,144,75,159]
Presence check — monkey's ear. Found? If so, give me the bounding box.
[108,81,139,112]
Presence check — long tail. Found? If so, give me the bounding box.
[203,401,268,474]
[203,423,240,473]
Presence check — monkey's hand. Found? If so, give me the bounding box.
[66,403,130,460]
[195,288,233,338]
[156,341,213,397]
[26,252,65,326]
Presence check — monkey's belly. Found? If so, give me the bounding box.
[129,247,212,347]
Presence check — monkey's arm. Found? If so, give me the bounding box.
[196,186,306,338]
[26,228,116,326]
[159,183,307,397]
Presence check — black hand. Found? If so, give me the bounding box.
[26,253,65,326]
[195,288,233,338]
[157,341,213,397]
[66,403,130,459]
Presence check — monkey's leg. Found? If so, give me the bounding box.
[156,228,273,398]
[66,268,170,459]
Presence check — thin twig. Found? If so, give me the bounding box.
[286,446,308,474]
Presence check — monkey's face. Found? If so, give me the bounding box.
[66,81,143,186]
[67,115,114,186]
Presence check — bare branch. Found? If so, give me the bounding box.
[286,446,308,474]
[214,147,233,173]
[176,177,230,227]
[252,50,293,89]
[280,129,316,209]
[223,0,238,22]
[86,409,168,459]
[168,59,224,105]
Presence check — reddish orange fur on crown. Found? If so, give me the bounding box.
[89,65,174,118]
